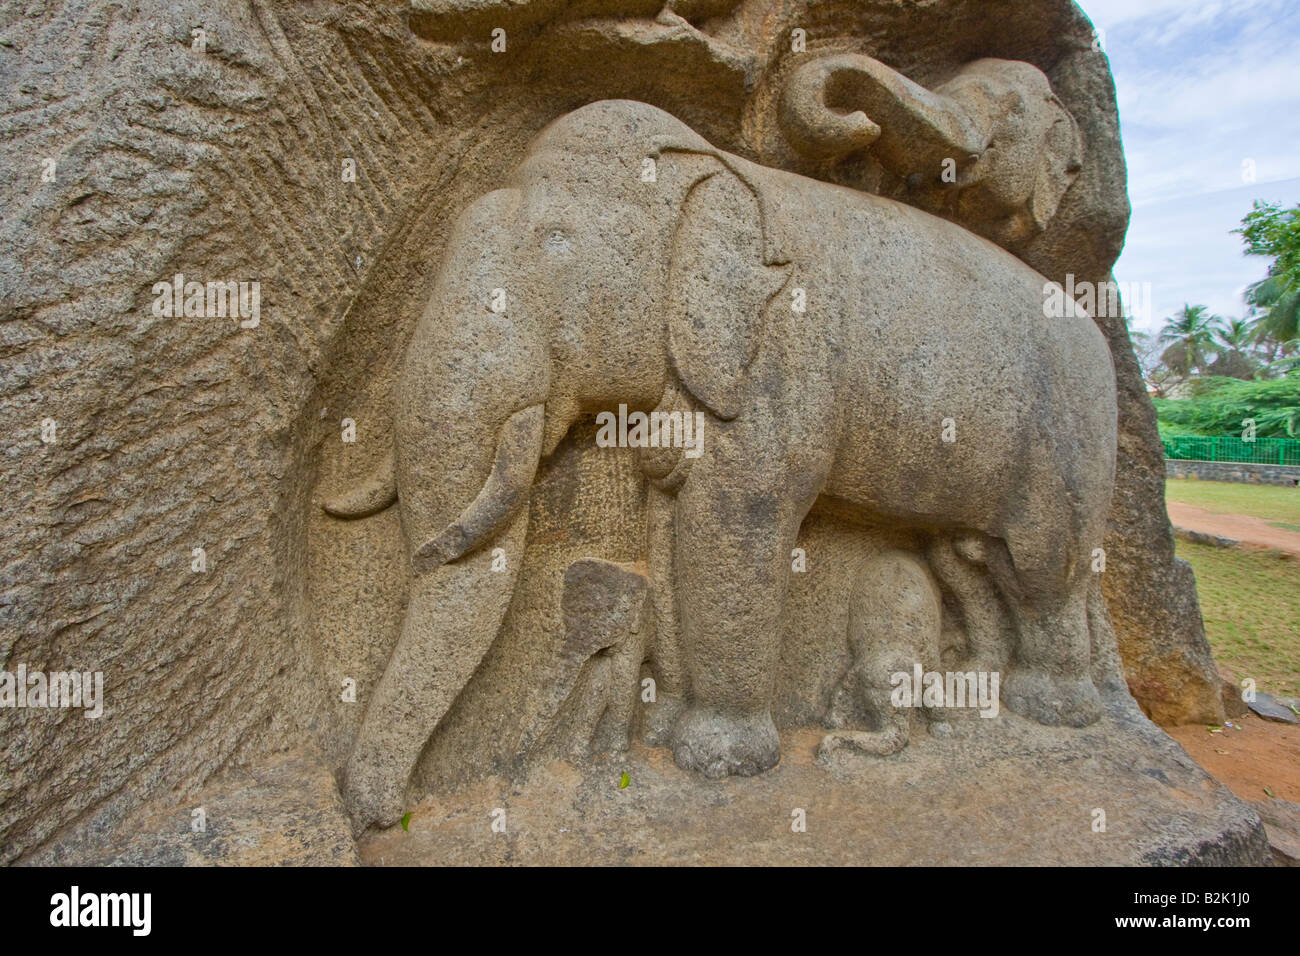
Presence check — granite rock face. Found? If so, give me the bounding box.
[19,746,358,867]
[1250,799,1300,866]
[0,0,1230,863]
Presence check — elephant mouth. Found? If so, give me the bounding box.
[413,402,546,573]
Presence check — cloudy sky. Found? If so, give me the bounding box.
[1075,0,1300,332]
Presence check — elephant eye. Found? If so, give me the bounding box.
[543,228,572,254]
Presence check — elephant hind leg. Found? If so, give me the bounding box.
[996,508,1103,728]
[1002,585,1102,728]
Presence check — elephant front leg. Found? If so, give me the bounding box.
[640,484,688,747]
[670,458,817,779]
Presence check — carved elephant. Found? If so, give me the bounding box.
[324,99,1117,829]
[780,54,1083,246]
[820,550,950,761]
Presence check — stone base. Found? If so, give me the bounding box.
[23,704,1267,866]
[23,746,358,867]
[362,702,1268,866]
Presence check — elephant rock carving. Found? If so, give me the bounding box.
[511,558,652,762]
[323,99,1117,831]
[779,54,1084,248]
[819,550,951,761]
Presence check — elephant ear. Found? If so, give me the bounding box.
[1030,96,1084,231]
[663,161,788,421]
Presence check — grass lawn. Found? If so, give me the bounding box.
[1165,478,1300,531]
[1175,538,1300,700]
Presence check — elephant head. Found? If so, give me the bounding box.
[325,100,790,827]
[779,54,1084,247]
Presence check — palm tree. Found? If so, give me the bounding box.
[1215,317,1254,350]
[1246,275,1300,361]
[1272,341,1300,376]
[1207,317,1260,379]
[1159,304,1222,379]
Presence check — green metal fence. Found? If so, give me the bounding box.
[1163,435,1300,466]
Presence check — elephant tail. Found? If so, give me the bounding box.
[322,448,398,519]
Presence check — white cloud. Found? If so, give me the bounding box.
[1078,0,1272,32]
[1114,179,1298,331]
[1071,0,1299,325]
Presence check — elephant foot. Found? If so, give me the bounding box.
[672,706,780,779]
[640,691,686,747]
[1003,668,1102,728]
[340,755,407,834]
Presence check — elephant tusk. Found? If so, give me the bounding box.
[322,449,398,519]
[413,403,546,573]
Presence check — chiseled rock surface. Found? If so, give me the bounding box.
[1249,799,1300,866]
[20,747,358,867]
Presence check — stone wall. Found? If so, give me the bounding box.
[1166,460,1300,487]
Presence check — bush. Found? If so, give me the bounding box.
[1153,376,1300,438]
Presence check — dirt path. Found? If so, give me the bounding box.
[1167,501,1300,557]
[1167,714,1300,803]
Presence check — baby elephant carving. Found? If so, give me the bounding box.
[780,54,1083,246]
[517,558,651,762]
[820,551,951,760]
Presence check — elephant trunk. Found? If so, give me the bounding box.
[318,402,545,542]
[779,55,883,160]
[779,53,983,170]
[341,375,548,830]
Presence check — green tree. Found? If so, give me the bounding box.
[1154,376,1300,438]
[1235,201,1300,361]
[1158,304,1222,380]
[1207,316,1261,380]
[1245,275,1299,360]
